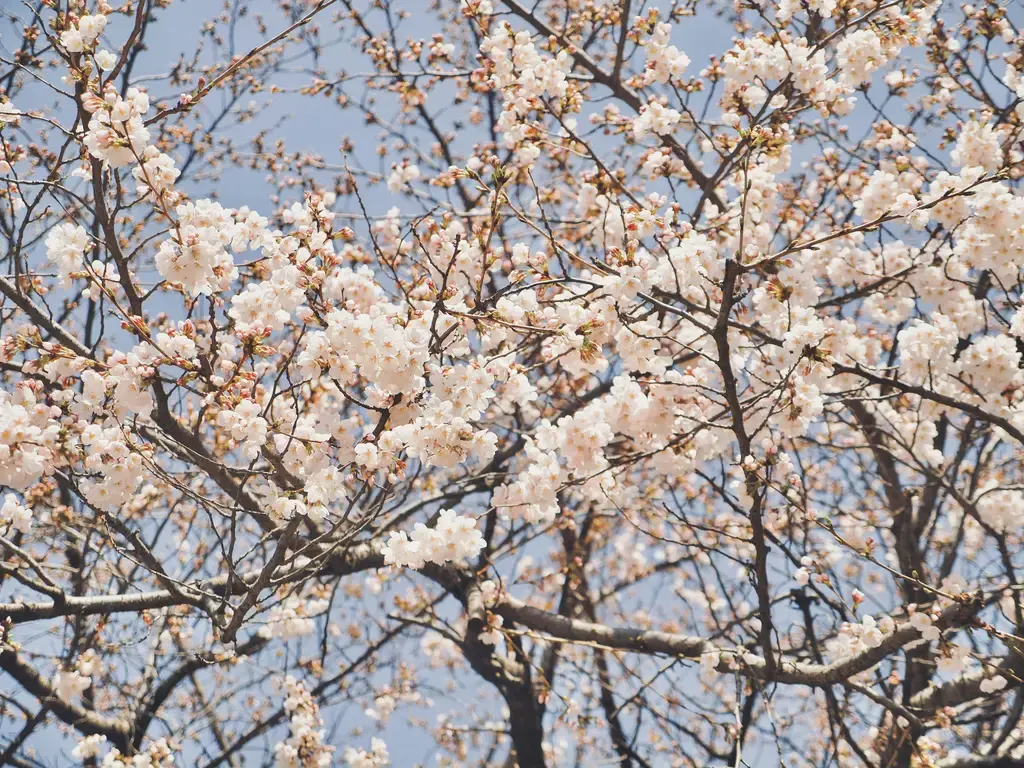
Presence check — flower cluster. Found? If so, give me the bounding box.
[825,614,897,660]
[3,1,1024,765]
[73,736,175,767]
[0,493,31,533]
[0,97,20,125]
[344,738,390,768]
[639,21,690,85]
[380,509,485,569]
[155,200,253,295]
[480,23,574,167]
[258,594,330,640]
[83,86,151,168]
[388,397,498,469]
[51,651,99,703]
[386,162,420,193]
[0,385,58,491]
[133,145,181,201]
[45,223,90,281]
[492,439,562,523]
[632,100,681,139]
[216,399,269,460]
[274,676,335,767]
[60,14,107,53]
[319,304,431,396]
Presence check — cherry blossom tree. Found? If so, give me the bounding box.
[0,0,1023,765]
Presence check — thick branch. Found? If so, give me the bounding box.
[497,593,986,686]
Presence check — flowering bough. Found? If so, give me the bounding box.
[0,0,1023,765]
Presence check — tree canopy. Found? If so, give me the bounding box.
[1,0,1023,765]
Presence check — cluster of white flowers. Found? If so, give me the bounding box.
[632,100,681,139]
[106,347,158,419]
[615,320,670,375]
[258,594,330,640]
[365,693,396,723]
[836,28,885,86]
[229,262,307,335]
[537,300,615,377]
[386,163,420,193]
[52,667,91,702]
[362,686,425,727]
[897,314,960,383]
[951,120,1004,172]
[960,335,1021,397]
[133,145,181,201]
[83,86,151,168]
[0,385,59,491]
[909,608,942,642]
[106,740,175,768]
[73,735,175,767]
[793,555,816,586]
[258,485,309,525]
[951,179,1024,286]
[825,614,896,660]
[0,97,20,125]
[0,493,32,533]
[640,149,673,179]
[380,509,485,569]
[639,21,690,85]
[78,422,146,512]
[1004,65,1024,121]
[323,262,386,309]
[320,304,431,396]
[480,23,573,166]
[271,417,334,482]
[897,309,1022,402]
[387,398,498,469]
[60,14,107,53]
[721,36,844,118]
[492,438,562,523]
[51,651,99,703]
[775,0,835,22]
[980,674,1009,694]
[719,5,935,124]
[603,375,676,444]
[935,643,973,676]
[556,410,614,474]
[854,169,904,221]
[274,676,335,767]
[344,737,390,768]
[429,360,496,418]
[975,489,1024,533]
[302,464,349,520]
[45,223,90,282]
[155,200,256,295]
[478,612,505,645]
[838,4,938,87]
[72,735,108,760]
[216,399,269,460]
